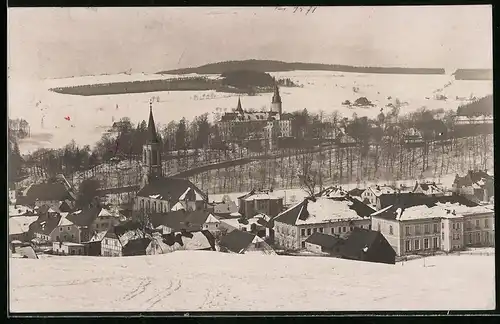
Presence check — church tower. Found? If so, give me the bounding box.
[236,97,244,113]
[141,101,162,188]
[270,85,282,119]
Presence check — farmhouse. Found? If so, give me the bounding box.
[340,228,396,265]
[453,170,494,203]
[28,210,81,243]
[413,181,445,197]
[273,196,375,250]
[66,206,123,242]
[149,210,221,235]
[304,232,345,256]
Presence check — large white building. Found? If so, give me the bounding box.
[371,195,494,256]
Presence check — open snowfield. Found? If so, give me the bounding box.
[9,250,495,312]
[8,71,492,154]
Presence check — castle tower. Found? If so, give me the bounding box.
[270,85,282,119]
[141,101,162,188]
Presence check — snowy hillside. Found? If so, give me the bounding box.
[10,251,495,312]
[8,71,492,154]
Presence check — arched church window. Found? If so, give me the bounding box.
[146,200,150,211]
[160,202,163,212]
[153,201,157,212]
[140,199,144,210]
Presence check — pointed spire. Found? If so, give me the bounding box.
[236,97,243,112]
[147,100,159,143]
[272,85,281,103]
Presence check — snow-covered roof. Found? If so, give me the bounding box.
[205,213,220,224]
[397,205,452,221]
[9,216,38,234]
[320,186,348,198]
[230,212,242,217]
[171,202,185,211]
[89,231,108,242]
[254,213,271,222]
[370,186,395,196]
[244,192,282,201]
[295,198,365,225]
[149,194,161,199]
[9,218,25,235]
[179,187,206,201]
[57,216,74,227]
[98,208,112,217]
[9,205,32,217]
[435,202,494,215]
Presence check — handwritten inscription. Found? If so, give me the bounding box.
[275,6,317,15]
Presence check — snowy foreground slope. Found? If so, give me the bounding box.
[10,251,495,312]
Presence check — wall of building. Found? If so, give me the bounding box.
[50,225,81,243]
[398,218,442,256]
[463,212,495,247]
[371,217,401,255]
[101,238,122,257]
[274,221,300,249]
[305,242,324,254]
[92,216,120,233]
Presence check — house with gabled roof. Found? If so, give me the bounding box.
[28,211,81,243]
[361,185,395,208]
[149,209,222,235]
[66,205,123,242]
[218,229,275,255]
[20,181,76,208]
[413,181,445,197]
[452,170,494,203]
[273,196,375,250]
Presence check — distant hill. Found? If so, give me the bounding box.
[158,59,446,75]
[457,95,493,116]
[453,69,493,80]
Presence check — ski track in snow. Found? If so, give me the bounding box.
[9,250,495,312]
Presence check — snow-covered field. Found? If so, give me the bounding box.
[9,250,495,312]
[8,71,492,154]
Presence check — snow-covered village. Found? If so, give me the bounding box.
[8,6,494,313]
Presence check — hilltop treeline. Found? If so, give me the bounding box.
[17,95,493,191]
[457,95,493,116]
[159,59,446,75]
[454,69,493,80]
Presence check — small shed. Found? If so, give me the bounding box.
[52,242,85,256]
[339,228,396,265]
[304,232,345,256]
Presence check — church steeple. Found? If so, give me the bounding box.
[236,97,243,113]
[141,100,162,188]
[270,85,282,118]
[147,101,159,143]
[272,85,282,104]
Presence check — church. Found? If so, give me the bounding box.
[133,103,208,214]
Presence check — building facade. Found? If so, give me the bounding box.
[237,190,284,218]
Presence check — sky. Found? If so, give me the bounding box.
[8,6,493,80]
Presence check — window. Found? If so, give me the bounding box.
[338,227,342,233]
[360,225,363,229]
[456,222,461,230]
[476,220,480,228]
[476,232,480,241]
[405,226,410,236]
[442,223,444,229]
[71,234,74,239]
[414,239,420,250]
[301,241,306,248]
[452,223,456,230]
[415,225,421,235]
[215,224,219,228]
[369,225,371,230]
[467,221,472,230]
[160,202,163,212]
[313,228,318,233]
[468,233,472,244]
[389,225,393,235]
[60,227,62,232]
[331,228,335,234]
[424,238,429,249]
[307,228,311,235]
[433,223,438,233]
[405,240,411,252]
[485,219,489,228]
[442,232,444,239]
[349,226,353,231]
[319,228,323,233]
[424,224,430,234]
[342,227,347,233]
[153,202,157,212]
[433,237,438,248]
